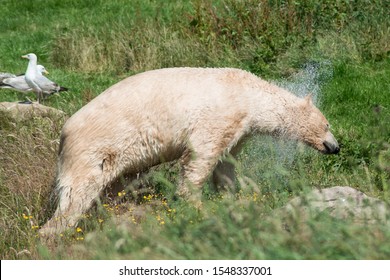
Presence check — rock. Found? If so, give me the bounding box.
[0,101,65,121]
[276,186,389,226]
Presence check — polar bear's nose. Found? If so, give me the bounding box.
[323,140,340,154]
[322,131,340,154]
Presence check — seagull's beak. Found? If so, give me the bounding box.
[43,70,49,75]
[21,55,28,59]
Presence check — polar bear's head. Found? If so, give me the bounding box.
[293,95,340,154]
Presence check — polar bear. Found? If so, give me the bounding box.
[40,67,339,234]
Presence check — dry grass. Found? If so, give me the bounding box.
[50,23,231,76]
[0,111,66,258]
[47,0,390,78]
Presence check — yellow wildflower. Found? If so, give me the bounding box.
[253,192,258,202]
[143,194,153,201]
[22,213,33,220]
[76,227,83,233]
[118,190,126,197]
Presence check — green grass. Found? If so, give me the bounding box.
[0,0,389,260]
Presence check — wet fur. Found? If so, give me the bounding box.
[40,67,339,234]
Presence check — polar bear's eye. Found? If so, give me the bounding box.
[325,123,330,131]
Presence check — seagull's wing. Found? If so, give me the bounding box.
[0,75,32,92]
[35,74,60,92]
[35,73,68,93]
[0,72,17,82]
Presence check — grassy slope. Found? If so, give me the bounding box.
[0,0,389,259]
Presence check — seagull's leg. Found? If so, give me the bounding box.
[36,90,43,103]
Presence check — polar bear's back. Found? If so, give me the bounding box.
[60,67,296,160]
[100,67,257,107]
[64,68,260,135]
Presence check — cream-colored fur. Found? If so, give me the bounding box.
[40,67,339,234]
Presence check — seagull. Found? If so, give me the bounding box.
[22,53,68,103]
[0,65,49,93]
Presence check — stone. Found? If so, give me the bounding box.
[277,186,389,226]
[0,101,65,121]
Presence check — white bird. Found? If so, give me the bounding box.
[22,53,68,103]
[0,65,49,93]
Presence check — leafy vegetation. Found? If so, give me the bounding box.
[0,0,389,259]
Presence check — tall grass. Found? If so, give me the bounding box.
[0,111,65,259]
[46,0,390,77]
[0,0,389,259]
[47,198,390,260]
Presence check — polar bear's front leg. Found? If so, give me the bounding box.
[176,148,220,206]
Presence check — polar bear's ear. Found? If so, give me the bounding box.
[304,93,313,107]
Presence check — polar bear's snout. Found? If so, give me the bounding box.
[323,132,340,154]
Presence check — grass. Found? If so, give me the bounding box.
[0,0,389,259]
